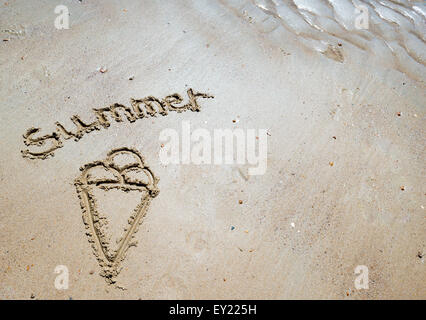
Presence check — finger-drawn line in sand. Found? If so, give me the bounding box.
[75,147,159,284]
[22,88,214,160]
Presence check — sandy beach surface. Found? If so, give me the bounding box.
[0,0,425,299]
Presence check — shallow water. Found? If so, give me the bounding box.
[220,0,425,82]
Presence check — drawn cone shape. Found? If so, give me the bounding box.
[75,148,159,283]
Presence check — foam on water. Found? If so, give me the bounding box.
[220,0,426,82]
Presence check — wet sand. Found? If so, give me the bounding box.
[0,0,424,299]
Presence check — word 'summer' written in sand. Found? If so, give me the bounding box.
[21,89,214,160]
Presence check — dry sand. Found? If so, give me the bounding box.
[0,0,425,299]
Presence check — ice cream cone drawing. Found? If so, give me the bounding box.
[75,148,159,284]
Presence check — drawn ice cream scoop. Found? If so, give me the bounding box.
[75,148,159,284]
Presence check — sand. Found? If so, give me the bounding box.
[0,0,424,299]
